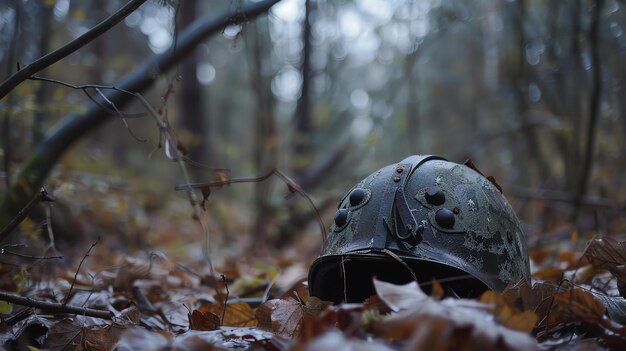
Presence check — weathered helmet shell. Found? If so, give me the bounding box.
[308,155,531,303]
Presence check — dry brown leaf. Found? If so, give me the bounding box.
[584,237,626,270]
[373,279,538,351]
[197,301,257,327]
[44,319,125,351]
[479,290,538,333]
[42,318,80,350]
[189,309,220,331]
[113,258,151,292]
[552,288,606,325]
[83,325,126,351]
[256,296,303,338]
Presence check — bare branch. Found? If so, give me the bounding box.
[0,0,281,241]
[0,188,53,243]
[0,290,113,320]
[29,76,146,118]
[0,0,148,101]
[1,243,62,260]
[174,168,327,246]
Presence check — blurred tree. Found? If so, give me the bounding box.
[32,2,54,144]
[178,0,206,164]
[247,17,279,241]
[293,0,314,182]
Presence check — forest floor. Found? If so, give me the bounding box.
[1,178,626,351]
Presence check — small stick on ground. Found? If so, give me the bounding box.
[0,290,113,320]
[64,237,100,305]
[220,274,229,325]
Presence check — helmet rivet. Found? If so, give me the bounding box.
[453,207,460,214]
[334,209,349,227]
[393,176,401,182]
[349,188,366,206]
[425,187,446,206]
[396,167,403,173]
[435,208,455,229]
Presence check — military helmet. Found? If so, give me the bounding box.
[308,155,531,303]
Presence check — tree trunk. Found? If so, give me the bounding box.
[292,0,314,183]
[248,19,278,241]
[178,0,206,165]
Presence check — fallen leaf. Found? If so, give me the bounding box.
[83,325,126,351]
[113,258,151,292]
[5,315,53,349]
[189,309,220,331]
[196,301,256,327]
[373,279,538,351]
[373,279,429,312]
[479,290,538,333]
[552,288,605,325]
[256,296,303,338]
[594,294,626,324]
[42,319,80,351]
[584,238,626,270]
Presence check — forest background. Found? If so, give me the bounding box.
[1,0,626,349]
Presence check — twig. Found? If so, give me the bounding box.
[64,237,100,305]
[0,290,113,320]
[1,244,62,260]
[174,168,327,245]
[0,0,148,100]
[44,202,61,258]
[262,273,279,303]
[220,274,229,325]
[0,188,53,243]
[383,248,418,283]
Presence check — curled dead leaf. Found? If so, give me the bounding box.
[373,279,429,312]
[552,288,605,325]
[584,238,626,270]
[373,279,538,351]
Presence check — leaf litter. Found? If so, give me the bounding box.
[5,234,626,349]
